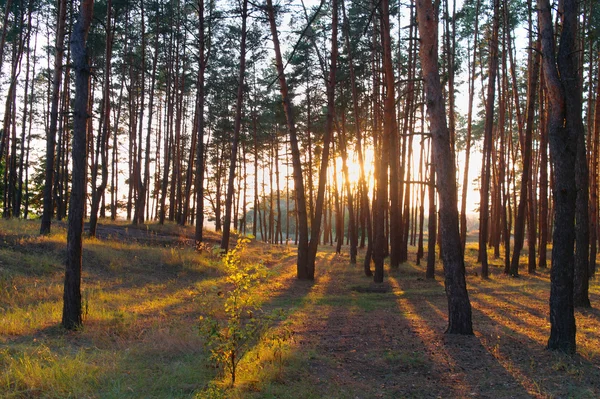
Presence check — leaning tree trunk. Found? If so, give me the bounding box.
[539,0,578,353]
[416,0,473,334]
[63,0,93,330]
[266,0,310,279]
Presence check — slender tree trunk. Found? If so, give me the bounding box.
[63,0,93,330]
[510,39,541,276]
[416,0,473,334]
[305,0,338,279]
[266,0,310,279]
[572,8,590,309]
[138,7,160,226]
[478,0,500,279]
[426,157,437,279]
[382,0,400,270]
[221,0,248,251]
[339,108,357,263]
[590,54,600,277]
[40,0,67,234]
[194,0,208,243]
[89,0,114,236]
[341,0,371,274]
[460,0,480,250]
[538,70,549,269]
[15,3,34,218]
[0,0,13,79]
[372,0,390,283]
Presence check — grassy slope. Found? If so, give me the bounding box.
[0,219,599,398]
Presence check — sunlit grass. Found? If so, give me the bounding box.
[0,343,110,398]
[1,220,600,398]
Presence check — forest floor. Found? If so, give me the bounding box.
[1,219,600,398]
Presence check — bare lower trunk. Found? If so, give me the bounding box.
[416,0,473,334]
[63,0,93,330]
[539,0,577,353]
[266,0,310,279]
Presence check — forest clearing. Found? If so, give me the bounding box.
[1,219,599,398]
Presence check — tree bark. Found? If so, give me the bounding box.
[63,0,93,330]
[539,0,577,353]
[195,0,208,243]
[416,0,473,334]
[510,39,541,276]
[40,0,67,234]
[266,0,310,279]
[305,0,338,279]
[221,0,248,251]
[341,0,371,274]
[382,0,400,270]
[89,0,114,236]
[478,0,500,279]
[460,0,480,251]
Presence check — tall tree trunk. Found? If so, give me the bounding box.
[538,70,549,269]
[539,0,577,353]
[40,0,67,234]
[221,0,248,251]
[194,0,208,243]
[0,0,13,79]
[510,39,541,276]
[89,0,114,236]
[305,0,338,279]
[426,156,437,279]
[478,0,500,279]
[590,54,600,277]
[341,0,371,274]
[372,0,390,283]
[339,108,357,263]
[137,7,160,226]
[266,0,310,279]
[572,7,590,309]
[133,1,146,225]
[460,0,480,250]
[15,2,34,218]
[383,0,400,270]
[416,0,473,334]
[63,0,93,330]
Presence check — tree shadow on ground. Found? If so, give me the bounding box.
[398,261,600,398]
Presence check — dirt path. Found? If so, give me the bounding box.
[261,248,600,399]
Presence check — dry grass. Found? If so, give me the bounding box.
[1,219,600,398]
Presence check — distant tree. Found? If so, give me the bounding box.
[40,0,67,234]
[89,0,115,236]
[478,0,499,279]
[221,0,248,252]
